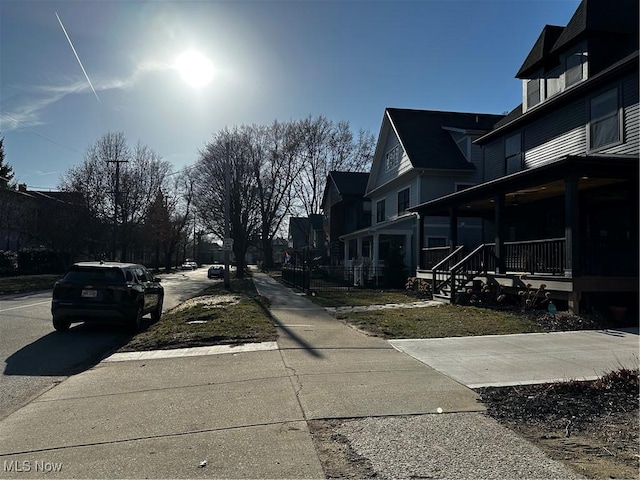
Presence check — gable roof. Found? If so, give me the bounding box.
[550,0,638,54]
[329,171,369,196]
[386,108,504,170]
[321,171,369,210]
[516,25,565,78]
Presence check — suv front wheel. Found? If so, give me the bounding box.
[151,296,163,322]
[129,303,144,332]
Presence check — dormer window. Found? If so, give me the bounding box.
[566,51,586,87]
[526,79,541,108]
[385,144,402,170]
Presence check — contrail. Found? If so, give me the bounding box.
[55,12,100,104]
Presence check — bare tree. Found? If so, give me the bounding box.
[194,127,260,278]
[251,121,303,268]
[59,132,171,261]
[147,169,195,272]
[291,116,375,216]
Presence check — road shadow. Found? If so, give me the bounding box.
[4,320,154,377]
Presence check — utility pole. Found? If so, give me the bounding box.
[107,156,128,261]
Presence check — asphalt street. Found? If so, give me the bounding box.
[0,268,213,420]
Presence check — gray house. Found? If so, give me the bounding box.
[411,0,639,313]
[340,108,503,273]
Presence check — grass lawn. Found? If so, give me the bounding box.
[308,289,418,308]
[336,303,545,339]
[304,286,545,339]
[0,274,60,295]
[121,277,277,352]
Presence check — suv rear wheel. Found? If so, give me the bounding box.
[53,316,71,332]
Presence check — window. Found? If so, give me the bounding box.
[505,133,522,174]
[590,89,620,150]
[566,51,585,87]
[527,79,540,108]
[376,199,386,223]
[546,67,561,98]
[385,144,402,170]
[397,188,410,215]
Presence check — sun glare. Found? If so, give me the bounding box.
[175,51,214,88]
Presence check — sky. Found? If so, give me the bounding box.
[1,0,581,191]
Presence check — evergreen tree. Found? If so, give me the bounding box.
[0,135,15,186]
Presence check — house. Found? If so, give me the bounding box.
[340,108,503,273]
[321,171,370,265]
[288,217,310,251]
[0,183,91,273]
[287,214,325,263]
[410,0,639,313]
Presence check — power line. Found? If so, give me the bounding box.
[0,112,85,155]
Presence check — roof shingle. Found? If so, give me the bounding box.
[386,109,503,170]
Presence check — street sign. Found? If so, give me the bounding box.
[222,238,234,251]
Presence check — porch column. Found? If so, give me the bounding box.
[343,240,349,265]
[494,194,505,274]
[373,233,380,267]
[418,213,425,270]
[564,172,580,277]
[356,237,363,258]
[404,233,412,273]
[449,207,458,249]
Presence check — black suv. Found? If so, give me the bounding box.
[51,262,164,332]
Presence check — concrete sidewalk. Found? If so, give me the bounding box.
[391,327,639,388]
[0,273,623,479]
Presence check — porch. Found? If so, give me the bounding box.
[417,239,638,311]
[410,155,639,313]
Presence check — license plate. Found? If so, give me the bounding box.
[81,289,97,298]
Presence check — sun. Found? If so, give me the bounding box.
[175,51,214,88]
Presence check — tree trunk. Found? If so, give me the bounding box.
[262,236,273,269]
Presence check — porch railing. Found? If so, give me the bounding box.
[503,238,565,275]
[420,246,453,270]
[426,238,566,301]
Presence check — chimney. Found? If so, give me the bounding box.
[18,183,27,192]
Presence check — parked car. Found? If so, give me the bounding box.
[181,261,198,270]
[207,264,224,279]
[51,261,164,332]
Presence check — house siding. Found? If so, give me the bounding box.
[483,71,638,176]
[524,100,586,168]
[373,130,412,190]
[483,142,505,181]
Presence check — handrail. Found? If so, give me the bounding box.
[432,245,465,271]
[450,243,493,272]
[431,246,465,295]
[449,243,494,302]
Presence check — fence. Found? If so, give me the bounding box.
[281,264,395,292]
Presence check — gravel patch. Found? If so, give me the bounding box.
[336,413,585,479]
